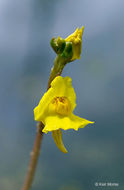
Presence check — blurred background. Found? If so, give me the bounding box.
[0,0,124,189]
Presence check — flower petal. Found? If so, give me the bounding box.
[65,27,84,61]
[34,87,55,121]
[52,129,68,153]
[34,76,76,122]
[51,76,76,111]
[42,113,94,133]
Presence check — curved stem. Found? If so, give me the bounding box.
[21,55,66,190]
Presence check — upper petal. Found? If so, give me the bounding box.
[34,76,76,122]
[51,76,76,111]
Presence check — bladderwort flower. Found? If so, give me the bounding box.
[65,26,84,61]
[50,27,84,63]
[34,76,94,153]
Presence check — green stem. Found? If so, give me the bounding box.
[47,55,67,89]
[21,55,67,190]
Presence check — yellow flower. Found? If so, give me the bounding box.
[65,27,84,61]
[34,76,94,153]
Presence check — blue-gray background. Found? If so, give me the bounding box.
[0,0,124,190]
